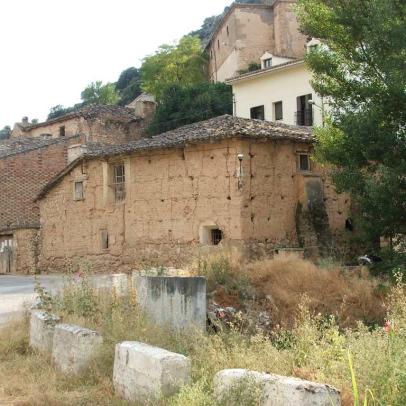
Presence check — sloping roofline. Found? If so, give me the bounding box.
[16,105,140,132]
[0,134,81,160]
[36,114,313,200]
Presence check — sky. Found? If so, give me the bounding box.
[0,0,231,127]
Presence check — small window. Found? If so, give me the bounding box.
[274,101,283,121]
[250,105,265,120]
[74,181,84,200]
[298,153,310,171]
[211,229,223,245]
[59,126,65,137]
[263,58,272,68]
[217,39,220,49]
[226,26,229,36]
[113,164,125,202]
[101,230,109,250]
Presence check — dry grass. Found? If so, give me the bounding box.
[0,250,404,405]
[196,248,387,328]
[247,253,386,328]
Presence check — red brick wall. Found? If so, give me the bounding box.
[0,137,83,232]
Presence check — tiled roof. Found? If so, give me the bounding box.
[37,115,313,200]
[19,105,139,131]
[0,135,79,159]
[84,114,314,158]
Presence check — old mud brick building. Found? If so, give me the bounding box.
[11,105,147,144]
[0,105,149,274]
[206,1,307,82]
[37,115,349,273]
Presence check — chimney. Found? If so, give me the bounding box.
[67,144,88,164]
[22,116,29,125]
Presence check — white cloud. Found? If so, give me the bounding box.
[0,0,229,125]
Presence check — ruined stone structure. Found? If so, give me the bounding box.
[206,1,307,82]
[37,115,348,273]
[11,105,146,144]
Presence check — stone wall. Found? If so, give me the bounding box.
[38,137,347,272]
[11,116,144,144]
[208,1,307,82]
[13,228,39,274]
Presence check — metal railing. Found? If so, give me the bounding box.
[295,109,313,126]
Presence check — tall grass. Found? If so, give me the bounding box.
[0,255,405,405]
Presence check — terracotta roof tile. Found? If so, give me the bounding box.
[37,115,313,200]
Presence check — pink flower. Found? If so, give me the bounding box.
[384,320,395,333]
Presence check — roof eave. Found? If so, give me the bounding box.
[225,60,305,84]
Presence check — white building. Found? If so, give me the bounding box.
[226,43,324,127]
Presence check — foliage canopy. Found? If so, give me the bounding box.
[81,81,119,106]
[147,82,232,135]
[115,67,142,106]
[141,36,207,100]
[0,125,11,140]
[296,0,406,245]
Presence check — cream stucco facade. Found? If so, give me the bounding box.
[227,61,324,127]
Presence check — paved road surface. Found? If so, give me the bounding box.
[0,274,111,327]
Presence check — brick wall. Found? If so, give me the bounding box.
[0,136,83,232]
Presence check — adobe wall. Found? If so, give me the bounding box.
[12,117,144,144]
[39,139,244,272]
[14,228,39,274]
[39,138,348,273]
[85,117,144,144]
[21,117,84,139]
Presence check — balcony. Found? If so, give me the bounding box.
[295,108,313,126]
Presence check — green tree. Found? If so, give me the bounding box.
[141,36,207,100]
[0,125,11,140]
[115,67,142,106]
[296,0,406,245]
[47,105,78,121]
[147,82,232,135]
[81,81,119,105]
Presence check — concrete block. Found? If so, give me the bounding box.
[111,273,129,296]
[29,310,60,354]
[213,369,341,406]
[52,324,103,375]
[113,341,191,402]
[134,276,206,330]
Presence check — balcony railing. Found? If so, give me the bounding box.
[295,108,313,126]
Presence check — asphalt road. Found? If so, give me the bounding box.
[0,274,111,327]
